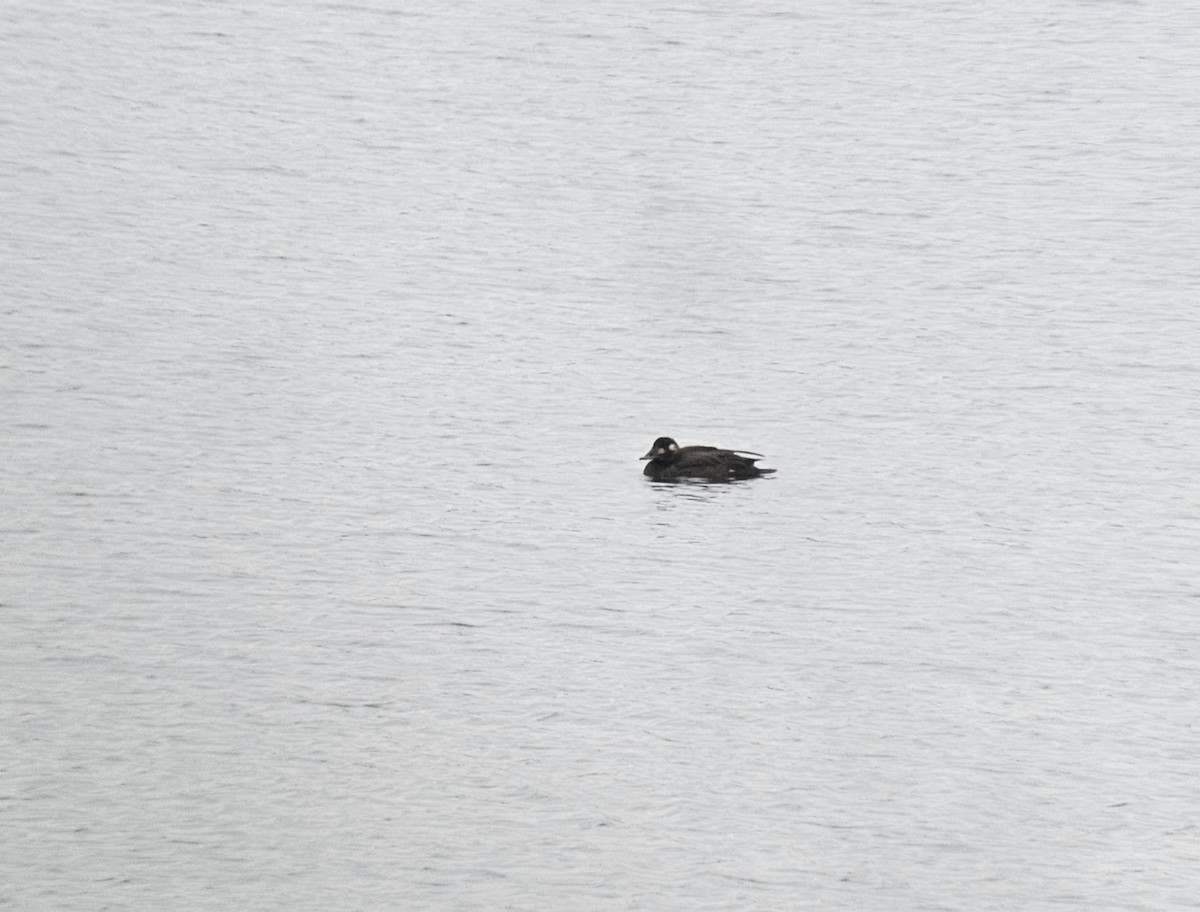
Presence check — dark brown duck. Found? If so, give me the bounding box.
[640,436,776,482]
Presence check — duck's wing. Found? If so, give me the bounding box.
[672,445,726,468]
[696,446,767,460]
[674,446,762,469]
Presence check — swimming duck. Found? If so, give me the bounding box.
[640,436,776,482]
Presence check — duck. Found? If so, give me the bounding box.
[639,436,776,482]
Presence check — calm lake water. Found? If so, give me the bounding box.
[4,1,1200,909]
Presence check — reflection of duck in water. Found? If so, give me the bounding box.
[639,436,776,482]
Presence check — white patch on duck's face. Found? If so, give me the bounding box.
[666,441,679,452]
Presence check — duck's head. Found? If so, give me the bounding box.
[640,437,679,460]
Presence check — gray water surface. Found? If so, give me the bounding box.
[4,1,1200,909]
